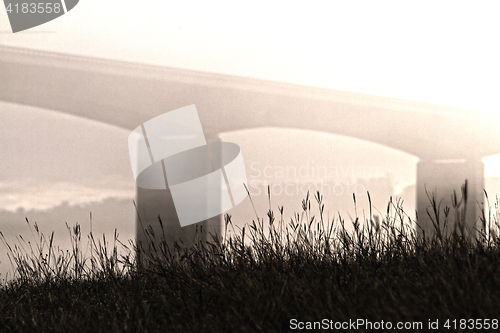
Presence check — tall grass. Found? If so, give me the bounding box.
[0,219,133,284]
[1,185,500,332]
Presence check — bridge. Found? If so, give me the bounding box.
[1,45,499,247]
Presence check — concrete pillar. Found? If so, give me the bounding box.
[416,158,484,239]
[135,132,223,262]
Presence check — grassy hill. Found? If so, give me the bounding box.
[1,189,499,332]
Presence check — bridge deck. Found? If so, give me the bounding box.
[1,46,499,160]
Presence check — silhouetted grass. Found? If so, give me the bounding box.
[1,185,500,332]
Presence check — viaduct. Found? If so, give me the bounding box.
[1,46,499,249]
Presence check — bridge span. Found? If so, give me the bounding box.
[1,46,499,245]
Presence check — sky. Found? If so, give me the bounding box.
[1,1,500,114]
[1,1,500,279]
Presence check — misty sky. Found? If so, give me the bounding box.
[1,1,500,278]
[1,1,500,114]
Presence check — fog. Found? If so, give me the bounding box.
[2,1,500,280]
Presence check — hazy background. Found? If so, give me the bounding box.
[1,1,500,280]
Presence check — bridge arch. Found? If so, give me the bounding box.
[219,126,419,224]
[2,46,499,246]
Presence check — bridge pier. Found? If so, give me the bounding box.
[135,132,223,262]
[416,158,484,239]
